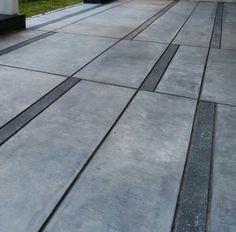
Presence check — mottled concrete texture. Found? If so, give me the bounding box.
[0,66,65,127]
[0,81,134,232]
[201,49,236,106]
[157,45,208,98]
[0,0,236,231]
[209,105,236,232]
[0,33,117,75]
[44,92,196,232]
[75,40,167,87]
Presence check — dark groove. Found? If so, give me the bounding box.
[172,101,215,232]
[140,44,179,92]
[211,3,224,49]
[0,77,80,146]
[124,1,178,40]
[29,5,102,30]
[0,31,55,56]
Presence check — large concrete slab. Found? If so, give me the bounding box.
[135,1,197,43]
[74,40,167,88]
[55,1,171,39]
[44,92,196,232]
[174,2,217,48]
[0,29,45,51]
[201,49,236,106]
[99,1,170,19]
[0,81,134,232]
[209,105,236,232]
[26,3,98,28]
[38,2,123,32]
[0,33,117,76]
[221,3,236,50]
[156,46,208,98]
[56,13,146,38]
[0,65,65,127]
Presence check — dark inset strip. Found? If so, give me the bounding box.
[124,1,177,40]
[211,2,224,49]
[140,44,179,92]
[0,77,80,146]
[29,5,102,30]
[172,101,215,232]
[0,31,55,56]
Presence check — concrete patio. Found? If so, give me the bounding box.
[0,0,236,231]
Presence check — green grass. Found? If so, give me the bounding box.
[19,0,83,17]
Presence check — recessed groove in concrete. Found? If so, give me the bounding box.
[124,1,178,40]
[29,5,102,30]
[172,101,215,232]
[211,2,224,49]
[140,43,179,92]
[0,31,55,56]
[0,77,80,146]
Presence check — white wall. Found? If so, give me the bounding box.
[0,0,19,15]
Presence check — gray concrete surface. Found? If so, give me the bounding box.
[0,0,236,231]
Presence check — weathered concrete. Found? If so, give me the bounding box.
[75,40,167,88]
[44,91,196,232]
[209,105,236,232]
[157,45,208,98]
[0,66,65,127]
[0,81,134,232]
[174,2,217,47]
[0,33,117,76]
[201,49,236,106]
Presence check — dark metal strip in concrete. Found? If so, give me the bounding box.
[124,1,178,40]
[29,5,102,30]
[0,31,55,56]
[211,2,224,49]
[140,44,179,92]
[0,77,80,146]
[172,101,215,232]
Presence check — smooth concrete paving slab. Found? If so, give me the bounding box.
[156,45,208,98]
[44,91,196,232]
[0,33,117,76]
[135,1,197,43]
[174,2,217,48]
[0,29,45,51]
[201,49,236,106]
[0,65,65,127]
[74,40,167,88]
[0,81,134,232]
[38,1,125,32]
[209,105,236,232]
[98,1,170,19]
[26,3,98,28]
[56,1,170,38]
[221,3,236,50]
[56,13,147,38]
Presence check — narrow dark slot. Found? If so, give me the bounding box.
[211,2,224,49]
[0,77,80,146]
[124,1,177,40]
[140,44,179,92]
[0,31,55,56]
[172,101,215,232]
